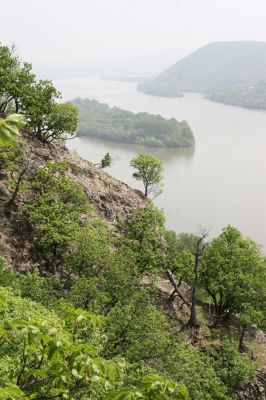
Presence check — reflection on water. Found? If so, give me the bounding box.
[58,77,266,250]
[75,136,195,163]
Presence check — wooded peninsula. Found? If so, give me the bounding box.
[72,98,195,148]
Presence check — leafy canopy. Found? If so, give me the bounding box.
[0,43,78,143]
[130,153,163,197]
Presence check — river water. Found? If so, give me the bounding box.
[55,77,266,248]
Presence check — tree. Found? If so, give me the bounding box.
[24,161,89,269]
[202,225,266,349]
[24,80,78,143]
[118,205,166,273]
[94,153,113,169]
[0,44,78,145]
[164,232,197,302]
[163,230,209,327]
[104,292,172,363]
[101,152,113,168]
[130,153,163,197]
[65,218,112,277]
[187,230,208,328]
[0,44,35,114]
[0,145,32,211]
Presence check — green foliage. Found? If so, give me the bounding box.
[63,218,142,313]
[105,374,189,400]
[202,226,266,350]
[0,288,121,399]
[0,263,62,307]
[0,384,25,400]
[214,340,255,390]
[0,43,78,143]
[102,247,141,309]
[0,114,25,146]
[164,343,231,400]
[24,161,89,264]
[0,44,35,114]
[0,144,32,208]
[0,287,187,400]
[72,98,194,148]
[1,43,262,400]
[65,219,112,277]
[165,231,201,285]
[202,226,266,320]
[68,276,109,313]
[130,153,163,197]
[208,80,266,110]
[24,81,78,142]
[104,292,172,363]
[119,205,166,273]
[101,152,113,168]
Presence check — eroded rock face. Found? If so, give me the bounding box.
[0,131,146,270]
[26,131,146,223]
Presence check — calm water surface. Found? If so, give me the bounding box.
[55,77,266,248]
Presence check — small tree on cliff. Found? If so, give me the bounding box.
[94,153,113,169]
[130,153,163,197]
[24,80,78,143]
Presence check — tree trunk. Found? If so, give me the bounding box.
[5,167,27,209]
[204,278,218,315]
[166,270,190,308]
[15,98,19,113]
[239,324,247,352]
[144,185,148,197]
[188,252,200,328]
[187,233,207,328]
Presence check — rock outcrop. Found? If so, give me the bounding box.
[0,131,146,270]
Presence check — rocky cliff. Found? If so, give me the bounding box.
[0,131,146,270]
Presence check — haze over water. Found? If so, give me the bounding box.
[56,77,266,249]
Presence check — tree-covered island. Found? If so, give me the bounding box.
[71,98,195,148]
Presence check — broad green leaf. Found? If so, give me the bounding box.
[0,114,25,146]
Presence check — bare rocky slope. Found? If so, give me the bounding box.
[0,131,146,270]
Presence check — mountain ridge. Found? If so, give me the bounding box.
[138,41,266,108]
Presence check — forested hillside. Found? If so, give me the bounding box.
[208,80,266,109]
[138,41,266,109]
[72,98,195,148]
[0,44,266,400]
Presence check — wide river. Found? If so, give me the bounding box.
[55,77,266,249]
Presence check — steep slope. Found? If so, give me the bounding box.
[0,131,146,270]
[1,134,266,400]
[138,41,266,106]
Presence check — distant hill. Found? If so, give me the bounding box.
[208,80,266,109]
[72,98,195,148]
[138,41,266,109]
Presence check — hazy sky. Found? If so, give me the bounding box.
[2,0,266,75]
